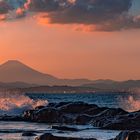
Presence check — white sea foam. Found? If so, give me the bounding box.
[0,91,48,115]
[119,90,140,112]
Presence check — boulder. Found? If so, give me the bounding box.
[22,102,140,130]
[52,125,79,131]
[58,102,97,114]
[35,106,45,110]
[33,107,60,123]
[35,133,97,140]
[23,110,35,120]
[103,111,140,130]
[84,107,108,116]
[22,132,37,136]
[54,102,71,108]
[90,108,129,128]
[75,114,93,125]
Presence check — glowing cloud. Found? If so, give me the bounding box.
[0,0,140,31]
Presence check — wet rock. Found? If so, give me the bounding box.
[75,114,93,125]
[54,102,71,108]
[111,131,140,140]
[58,102,97,114]
[23,110,35,120]
[84,107,108,116]
[47,103,57,108]
[60,114,77,124]
[52,125,79,131]
[102,111,140,130]
[98,108,127,117]
[35,106,45,110]
[22,102,140,130]
[33,107,60,123]
[22,132,37,136]
[0,116,25,121]
[35,133,97,140]
[90,108,128,128]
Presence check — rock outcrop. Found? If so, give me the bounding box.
[23,101,140,130]
[35,133,97,140]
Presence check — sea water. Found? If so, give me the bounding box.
[0,92,140,140]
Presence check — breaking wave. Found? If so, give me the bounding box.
[119,90,140,112]
[0,90,140,115]
[0,91,48,116]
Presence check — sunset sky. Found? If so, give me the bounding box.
[0,0,140,80]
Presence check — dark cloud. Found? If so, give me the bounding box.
[94,15,140,31]
[0,0,140,31]
[45,0,132,24]
[0,1,11,14]
[0,0,27,20]
[28,0,76,11]
[27,0,60,11]
[27,0,140,31]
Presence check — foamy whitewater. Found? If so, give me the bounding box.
[0,91,140,140]
[0,91,140,116]
[0,91,48,115]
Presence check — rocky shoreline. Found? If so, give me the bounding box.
[23,101,140,130]
[35,131,140,140]
[0,102,140,140]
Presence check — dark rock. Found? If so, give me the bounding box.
[102,111,140,130]
[90,108,128,128]
[54,102,71,108]
[35,106,45,110]
[60,114,77,124]
[35,133,97,140]
[23,110,35,120]
[58,102,97,114]
[111,131,140,140]
[33,107,60,123]
[84,107,108,116]
[52,125,79,131]
[47,103,56,108]
[75,114,93,125]
[84,107,127,117]
[98,108,127,117]
[22,102,140,130]
[22,132,37,136]
[0,116,25,121]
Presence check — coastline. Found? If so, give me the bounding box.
[0,101,140,140]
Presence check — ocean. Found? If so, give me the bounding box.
[0,92,140,140]
[27,92,140,112]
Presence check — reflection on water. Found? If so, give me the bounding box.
[0,121,50,140]
[0,121,120,140]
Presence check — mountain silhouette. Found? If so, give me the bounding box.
[0,60,140,90]
[0,60,92,86]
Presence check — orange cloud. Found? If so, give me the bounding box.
[16,8,25,17]
[0,14,6,20]
[35,13,97,32]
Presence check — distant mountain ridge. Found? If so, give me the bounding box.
[0,60,140,91]
[83,80,140,91]
[0,60,92,86]
[0,81,37,88]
